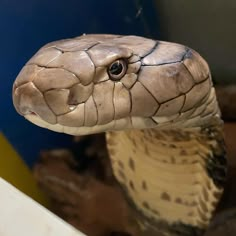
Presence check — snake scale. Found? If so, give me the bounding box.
[12,34,227,236]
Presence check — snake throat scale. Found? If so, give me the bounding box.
[12,35,227,236]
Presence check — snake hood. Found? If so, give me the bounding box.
[13,34,220,135]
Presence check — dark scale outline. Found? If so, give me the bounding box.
[136,61,198,116]
[120,74,138,91]
[92,81,115,126]
[80,102,86,127]
[153,94,186,117]
[56,103,86,127]
[27,81,57,118]
[140,40,159,60]
[141,44,195,68]
[182,90,212,120]
[19,81,58,123]
[140,44,189,67]
[111,82,116,121]
[82,95,98,127]
[150,117,158,125]
[127,88,133,115]
[178,76,211,113]
[84,42,100,51]
[82,50,97,84]
[91,94,99,126]
[42,89,74,117]
[112,82,132,120]
[14,65,45,89]
[139,61,196,104]
[28,63,81,85]
[50,46,65,54]
[65,82,95,106]
[51,40,100,53]
[41,48,97,86]
[130,80,160,117]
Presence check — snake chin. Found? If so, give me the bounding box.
[25,114,63,133]
[24,114,160,136]
[24,111,221,137]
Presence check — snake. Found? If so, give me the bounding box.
[12,34,227,236]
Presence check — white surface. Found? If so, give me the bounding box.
[0,178,86,236]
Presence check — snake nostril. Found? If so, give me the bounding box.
[13,86,32,116]
[28,111,37,116]
[12,82,57,124]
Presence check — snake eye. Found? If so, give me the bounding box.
[108,59,127,81]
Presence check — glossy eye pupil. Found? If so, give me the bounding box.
[110,61,123,75]
[108,59,127,81]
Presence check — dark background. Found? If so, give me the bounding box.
[0,0,159,166]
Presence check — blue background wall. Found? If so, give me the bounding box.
[0,0,160,166]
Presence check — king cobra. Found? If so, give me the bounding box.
[12,35,227,236]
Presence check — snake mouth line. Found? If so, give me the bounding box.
[24,113,155,135]
[21,85,218,136]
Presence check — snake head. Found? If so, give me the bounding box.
[13,34,220,135]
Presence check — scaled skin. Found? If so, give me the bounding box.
[12,34,226,236]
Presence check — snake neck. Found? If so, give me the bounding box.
[106,125,226,236]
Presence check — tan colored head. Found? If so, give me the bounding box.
[13,34,219,135]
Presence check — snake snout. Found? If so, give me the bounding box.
[13,81,57,124]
